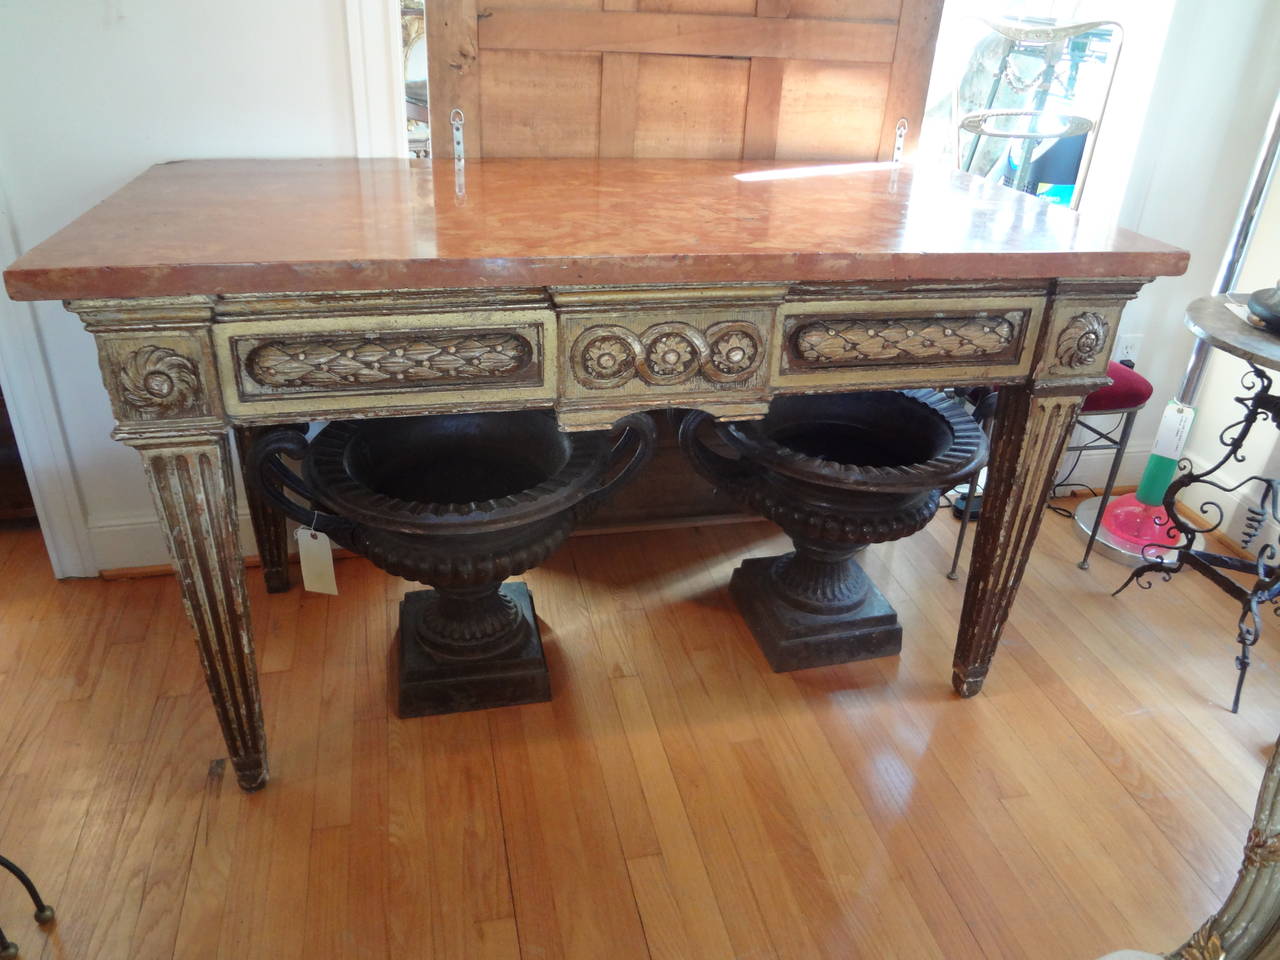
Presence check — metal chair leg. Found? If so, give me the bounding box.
[0,922,16,959]
[0,856,54,925]
[1078,409,1137,569]
[947,470,981,580]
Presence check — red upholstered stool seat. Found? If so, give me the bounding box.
[1082,361,1153,413]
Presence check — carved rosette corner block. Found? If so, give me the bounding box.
[571,319,763,389]
[1055,311,1109,370]
[118,345,202,419]
[788,312,1023,369]
[244,330,535,393]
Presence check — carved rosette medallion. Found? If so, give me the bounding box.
[571,320,762,389]
[571,325,643,389]
[640,323,706,385]
[246,331,533,391]
[703,320,765,383]
[118,345,201,419]
[1055,311,1109,370]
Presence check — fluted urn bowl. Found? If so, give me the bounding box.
[253,410,654,716]
[680,390,985,672]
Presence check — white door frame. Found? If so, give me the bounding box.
[345,0,410,158]
[0,1,405,579]
[0,182,97,578]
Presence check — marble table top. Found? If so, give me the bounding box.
[4,158,1188,301]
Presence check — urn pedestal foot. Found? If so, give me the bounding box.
[730,555,902,672]
[395,582,551,717]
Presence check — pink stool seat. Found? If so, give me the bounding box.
[1082,361,1152,413]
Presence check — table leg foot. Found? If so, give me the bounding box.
[952,666,987,697]
[231,754,270,792]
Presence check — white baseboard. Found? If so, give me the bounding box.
[88,509,266,572]
[1054,442,1152,494]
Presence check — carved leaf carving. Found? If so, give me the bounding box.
[791,313,1020,367]
[1170,919,1224,960]
[1242,826,1280,868]
[246,331,533,391]
[118,345,201,419]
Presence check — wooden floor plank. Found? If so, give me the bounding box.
[0,510,1276,959]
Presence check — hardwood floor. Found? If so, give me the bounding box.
[0,509,1275,960]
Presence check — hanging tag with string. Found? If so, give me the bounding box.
[295,512,338,595]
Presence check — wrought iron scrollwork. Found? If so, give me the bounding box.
[1114,362,1280,711]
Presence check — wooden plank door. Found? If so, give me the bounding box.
[427,0,944,162]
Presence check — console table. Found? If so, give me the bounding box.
[3,158,1188,791]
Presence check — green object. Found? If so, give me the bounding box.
[1135,453,1179,506]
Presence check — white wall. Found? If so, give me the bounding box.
[0,0,400,572]
[1177,167,1280,548]
[919,0,1280,497]
[1063,0,1280,496]
[4,0,1280,572]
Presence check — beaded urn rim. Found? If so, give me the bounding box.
[719,389,987,492]
[303,415,612,535]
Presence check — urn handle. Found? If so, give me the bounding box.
[247,427,358,548]
[677,410,757,491]
[582,412,659,508]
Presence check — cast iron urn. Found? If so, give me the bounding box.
[680,390,986,671]
[252,411,654,717]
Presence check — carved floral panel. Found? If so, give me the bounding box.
[786,311,1025,370]
[233,327,541,399]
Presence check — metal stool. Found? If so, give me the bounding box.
[1071,361,1153,568]
[947,361,1152,579]
[0,856,55,958]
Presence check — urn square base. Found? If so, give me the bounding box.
[729,556,902,672]
[395,582,551,718]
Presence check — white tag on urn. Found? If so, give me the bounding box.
[296,527,338,595]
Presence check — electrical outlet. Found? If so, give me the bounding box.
[1114,333,1141,364]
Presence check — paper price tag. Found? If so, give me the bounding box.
[1151,402,1195,460]
[295,527,338,595]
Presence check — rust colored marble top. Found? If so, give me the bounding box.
[4,158,1188,302]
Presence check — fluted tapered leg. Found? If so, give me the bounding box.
[130,431,268,791]
[953,385,1083,696]
[234,424,293,593]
